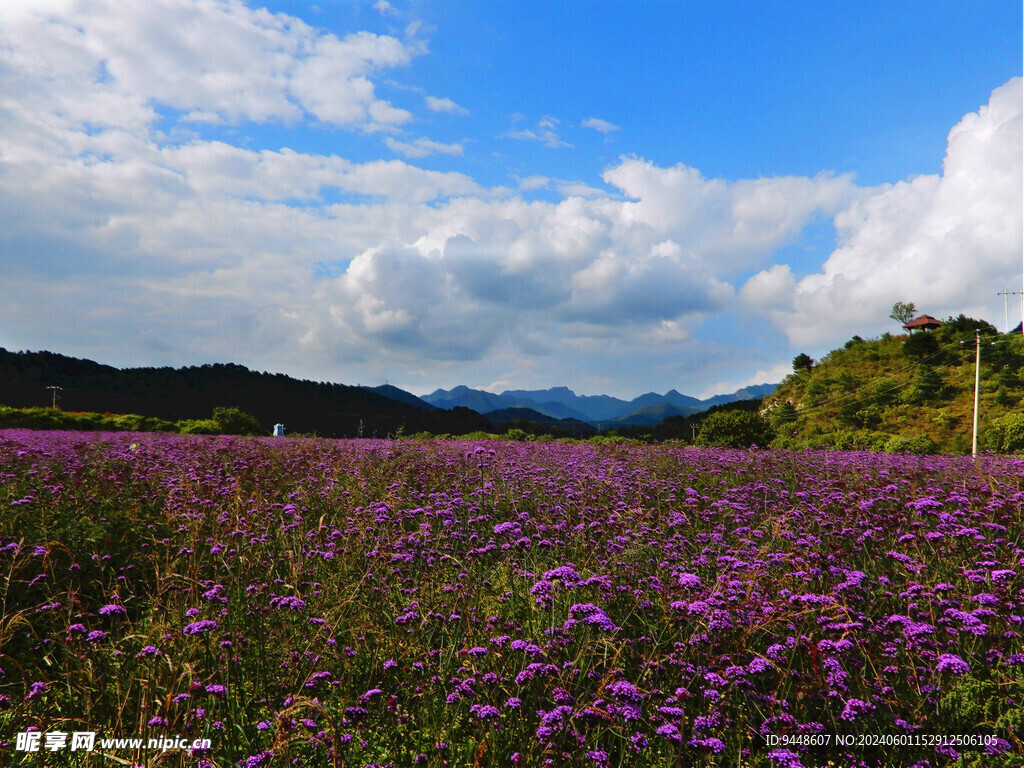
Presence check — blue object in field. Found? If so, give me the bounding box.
[273,424,285,437]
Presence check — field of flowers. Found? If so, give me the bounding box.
[1,430,1022,767]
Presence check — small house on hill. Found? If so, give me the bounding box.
[903,314,943,332]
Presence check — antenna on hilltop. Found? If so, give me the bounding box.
[46,385,62,409]
[997,288,1024,335]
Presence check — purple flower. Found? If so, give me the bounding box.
[271,595,306,610]
[544,565,582,584]
[677,572,701,589]
[840,698,875,721]
[87,630,107,643]
[359,687,384,703]
[606,679,644,702]
[656,723,681,741]
[25,681,48,700]
[691,737,725,753]
[98,603,127,616]
[936,654,970,674]
[206,684,227,698]
[183,620,218,635]
[243,750,274,768]
[469,704,501,720]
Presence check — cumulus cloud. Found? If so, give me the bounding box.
[745,77,1023,348]
[582,117,620,133]
[0,0,419,132]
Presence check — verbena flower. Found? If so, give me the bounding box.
[183,620,218,635]
[936,654,970,674]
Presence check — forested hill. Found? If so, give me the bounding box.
[763,315,1024,453]
[0,349,489,438]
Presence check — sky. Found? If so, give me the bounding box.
[0,0,1021,400]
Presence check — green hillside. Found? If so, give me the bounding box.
[763,315,1024,454]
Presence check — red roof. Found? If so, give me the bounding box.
[903,314,943,330]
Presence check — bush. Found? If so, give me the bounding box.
[696,410,774,448]
[211,406,263,435]
[504,428,533,442]
[984,412,1024,453]
[178,418,220,434]
[884,434,939,455]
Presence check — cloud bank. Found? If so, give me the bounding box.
[0,1,1019,396]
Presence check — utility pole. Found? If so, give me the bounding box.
[972,331,981,458]
[996,289,1023,334]
[46,385,62,409]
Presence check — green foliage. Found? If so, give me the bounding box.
[883,433,939,455]
[177,418,220,434]
[984,412,1024,453]
[889,300,917,325]
[696,409,774,448]
[210,406,263,435]
[504,428,533,441]
[765,315,1024,454]
[772,400,798,426]
[0,405,181,433]
[873,378,901,407]
[902,366,943,405]
[792,352,814,373]
[902,329,940,361]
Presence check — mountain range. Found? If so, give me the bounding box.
[419,384,778,428]
[0,346,776,436]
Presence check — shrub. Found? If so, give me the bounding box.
[211,406,263,435]
[984,412,1024,453]
[884,433,939,455]
[696,410,774,448]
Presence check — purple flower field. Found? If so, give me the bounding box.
[1,430,1022,767]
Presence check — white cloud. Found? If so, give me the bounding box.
[384,136,464,158]
[739,264,796,309]
[582,117,620,133]
[0,0,418,133]
[2,1,1017,398]
[602,159,856,276]
[501,115,572,149]
[425,95,469,116]
[750,78,1023,349]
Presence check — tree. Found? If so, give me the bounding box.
[889,301,917,326]
[772,400,798,426]
[696,410,775,448]
[211,406,263,435]
[792,353,814,373]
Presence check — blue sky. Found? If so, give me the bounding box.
[0,0,1021,399]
